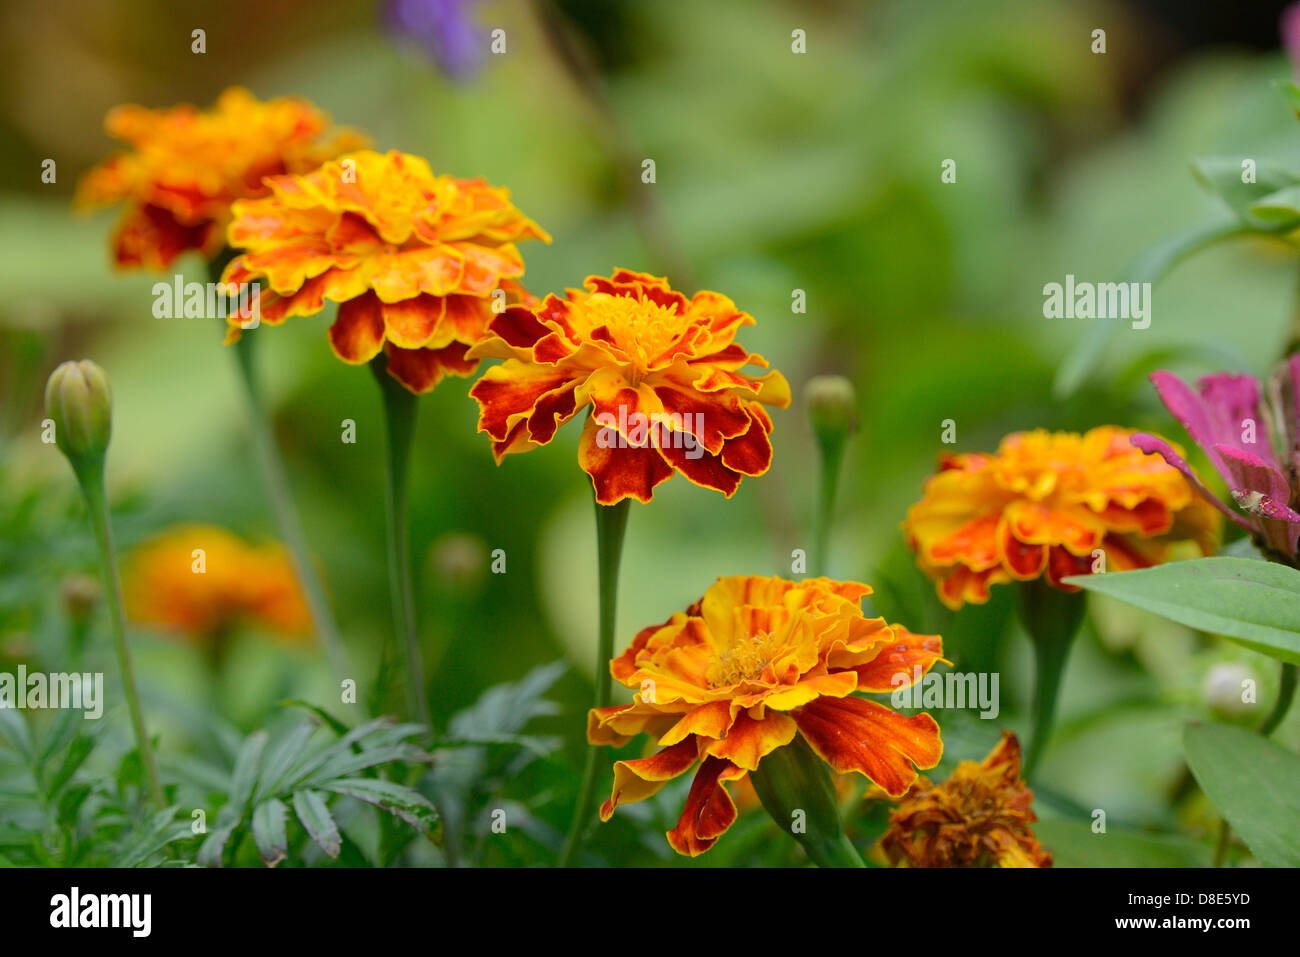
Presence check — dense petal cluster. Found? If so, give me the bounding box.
[77,87,365,270]
[124,525,311,644]
[221,149,550,394]
[903,426,1220,608]
[1134,360,1300,562]
[588,575,944,856]
[881,732,1052,868]
[468,269,790,504]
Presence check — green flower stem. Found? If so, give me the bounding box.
[558,495,631,868]
[370,357,431,732]
[812,434,846,578]
[1017,580,1087,778]
[1257,661,1297,737]
[76,460,165,808]
[230,331,350,685]
[750,735,865,868]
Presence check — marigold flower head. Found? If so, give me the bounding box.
[77,87,365,271]
[903,426,1220,609]
[467,269,791,504]
[125,525,311,645]
[588,574,944,856]
[881,731,1052,868]
[221,149,550,395]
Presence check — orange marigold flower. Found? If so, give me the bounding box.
[124,525,311,644]
[467,269,791,504]
[77,87,365,271]
[880,731,1052,868]
[588,575,944,856]
[220,149,550,395]
[903,426,1220,609]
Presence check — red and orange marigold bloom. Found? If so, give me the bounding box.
[467,269,790,505]
[880,731,1052,868]
[220,149,550,395]
[124,525,311,645]
[588,575,944,856]
[77,87,365,271]
[903,426,1220,609]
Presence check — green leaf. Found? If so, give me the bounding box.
[1064,557,1300,664]
[1185,723,1300,867]
[292,789,341,859]
[1034,819,1216,867]
[320,778,439,835]
[0,708,32,762]
[251,798,288,867]
[1249,184,1300,222]
[1192,157,1300,231]
[196,822,237,868]
[279,699,350,737]
[226,729,268,820]
[43,732,97,799]
[253,723,316,805]
[114,806,187,868]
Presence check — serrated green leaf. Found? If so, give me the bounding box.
[251,798,288,867]
[226,730,268,820]
[279,699,350,737]
[196,821,237,868]
[43,732,97,799]
[253,723,317,804]
[1065,557,1300,663]
[320,778,439,834]
[1185,722,1300,867]
[292,789,341,859]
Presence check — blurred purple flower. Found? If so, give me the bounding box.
[1133,360,1300,560]
[1284,3,1300,75]
[385,0,485,79]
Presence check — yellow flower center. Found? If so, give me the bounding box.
[583,293,689,376]
[708,630,785,687]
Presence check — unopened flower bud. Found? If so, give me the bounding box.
[1202,662,1258,718]
[805,375,857,445]
[45,360,113,466]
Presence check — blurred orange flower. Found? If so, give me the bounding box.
[125,525,311,644]
[77,87,365,271]
[468,269,790,504]
[588,575,943,856]
[881,731,1052,868]
[903,426,1220,609]
[221,149,550,394]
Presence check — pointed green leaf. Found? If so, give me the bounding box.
[1064,557,1300,664]
[292,789,341,859]
[251,798,288,867]
[1185,723,1300,867]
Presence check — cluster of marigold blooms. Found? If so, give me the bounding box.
[80,88,1225,867]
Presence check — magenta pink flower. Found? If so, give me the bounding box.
[1133,359,1300,560]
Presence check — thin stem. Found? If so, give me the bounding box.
[1257,661,1297,737]
[1017,581,1086,778]
[811,438,846,578]
[371,358,430,732]
[78,462,165,808]
[558,495,631,867]
[1212,819,1231,869]
[220,293,350,686]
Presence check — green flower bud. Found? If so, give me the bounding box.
[45,360,113,466]
[804,375,857,444]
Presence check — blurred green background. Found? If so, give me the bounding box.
[3,0,1299,865]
